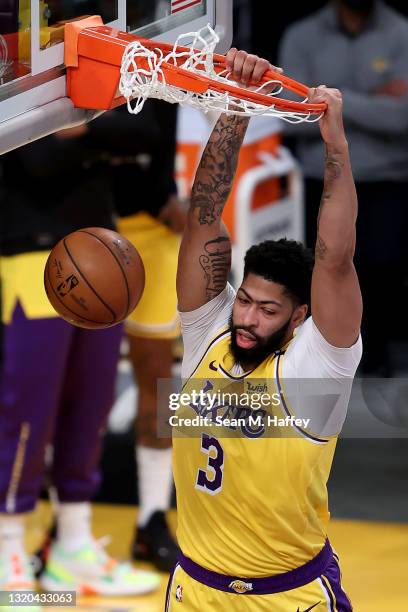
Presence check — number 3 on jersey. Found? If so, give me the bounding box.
[195,433,224,495]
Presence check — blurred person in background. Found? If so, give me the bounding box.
[10,100,184,579]
[279,0,408,375]
[113,101,183,572]
[0,125,159,595]
[45,100,182,572]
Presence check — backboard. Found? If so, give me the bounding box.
[0,1,232,154]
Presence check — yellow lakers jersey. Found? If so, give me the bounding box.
[173,326,337,577]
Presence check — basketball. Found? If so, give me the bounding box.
[44,227,145,329]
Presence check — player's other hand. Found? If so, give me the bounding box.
[308,86,348,150]
[226,48,282,88]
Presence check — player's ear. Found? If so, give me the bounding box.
[293,304,308,326]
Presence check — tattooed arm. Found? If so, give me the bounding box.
[177,50,272,311]
[309,86,363,347]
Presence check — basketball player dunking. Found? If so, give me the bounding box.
[166,50,363,610]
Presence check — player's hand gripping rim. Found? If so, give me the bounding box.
[308,85,348,150]
[226,48,283,94]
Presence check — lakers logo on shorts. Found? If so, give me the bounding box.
[228,580,253,594]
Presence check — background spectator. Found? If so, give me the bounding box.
[113,101,183,571]
[278,0,408,375]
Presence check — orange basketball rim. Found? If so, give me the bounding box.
[65,16,327,119]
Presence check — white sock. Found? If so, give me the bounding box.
[0,514,26,559]
[56,502,93,552]
[136,446,173,528]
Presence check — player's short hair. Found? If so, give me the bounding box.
[243,239,314,307]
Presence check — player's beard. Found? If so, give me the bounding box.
[228,314,292,370]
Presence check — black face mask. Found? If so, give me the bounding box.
[228,313,293,370]
[341,0,375,12]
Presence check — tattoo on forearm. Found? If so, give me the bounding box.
[320,148,344,205]
[199,236,231,300]
[315,147,344,259]
[191,115,249,225]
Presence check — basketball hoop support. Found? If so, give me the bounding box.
[65,16,130,110]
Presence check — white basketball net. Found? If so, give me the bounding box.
[119,25,321,124]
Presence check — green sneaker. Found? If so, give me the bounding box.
[40,538,160,596]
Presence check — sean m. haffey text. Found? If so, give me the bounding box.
[167,384,311,438]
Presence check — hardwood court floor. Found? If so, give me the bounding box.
[27,503,408,612]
